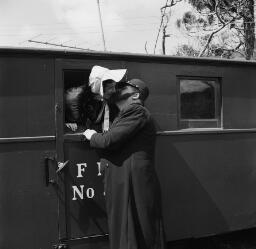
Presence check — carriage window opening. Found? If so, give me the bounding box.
[178,77,221,129]
[64,70,91,133]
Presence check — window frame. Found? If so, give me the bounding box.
[177,76,222,129]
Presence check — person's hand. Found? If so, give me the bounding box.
[83,129,97,140]
[66,123,78,131]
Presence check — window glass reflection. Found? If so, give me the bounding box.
[180,79,216,119]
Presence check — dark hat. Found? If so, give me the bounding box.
[126,79,149,101]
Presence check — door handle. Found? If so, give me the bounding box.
[44,156,57,187]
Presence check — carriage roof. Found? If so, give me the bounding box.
[1,46,256,67]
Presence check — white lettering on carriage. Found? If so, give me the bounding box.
[76,163,87,178]
[97,162,102,176]
[72,185,95,200]
[86,188,95,198]
[72,162,103,200]
[72,185,84,200]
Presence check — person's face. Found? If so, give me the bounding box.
[114,84,139,103]
[103,80,116,101]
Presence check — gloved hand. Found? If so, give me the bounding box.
[83,129,97,140]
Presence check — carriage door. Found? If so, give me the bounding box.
[55,59,108,249]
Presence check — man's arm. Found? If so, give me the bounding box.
[90,104,148,150]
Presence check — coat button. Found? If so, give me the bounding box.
[106,163,109,168]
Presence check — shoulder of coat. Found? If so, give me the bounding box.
[123,103,150,118]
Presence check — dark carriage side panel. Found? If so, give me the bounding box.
[0,57,55,137]
[63,141,108,239]
[221,64,256,128]
[0,54,58,249]
[156,132,256,241]
[0,141,58,249]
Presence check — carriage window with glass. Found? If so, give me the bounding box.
[178,77,221,129]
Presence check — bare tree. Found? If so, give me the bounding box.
[154,0,182,54]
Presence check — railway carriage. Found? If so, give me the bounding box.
[1,48,256,249]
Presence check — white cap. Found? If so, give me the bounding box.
[89,65,127,97]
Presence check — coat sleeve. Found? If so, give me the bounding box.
[90,105,148,150]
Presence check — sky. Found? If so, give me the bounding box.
[0,0,193,55]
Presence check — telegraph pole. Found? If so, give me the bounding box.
[96,0,107,51]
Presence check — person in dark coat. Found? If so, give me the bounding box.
[83,79,166,249]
